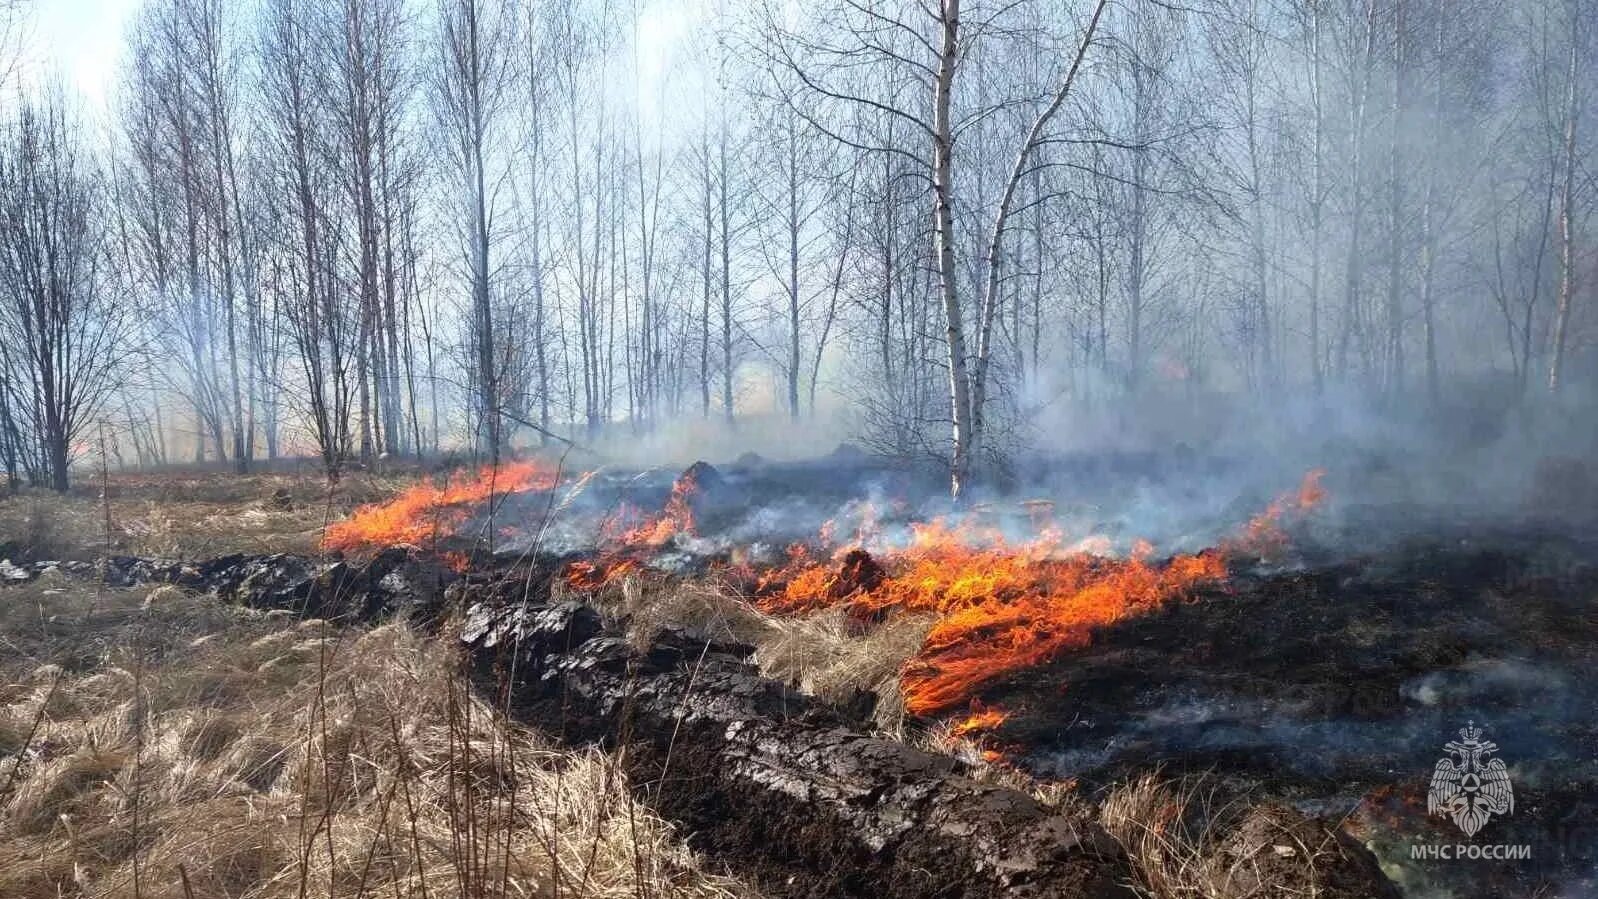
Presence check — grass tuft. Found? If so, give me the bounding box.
[0,581,756,899]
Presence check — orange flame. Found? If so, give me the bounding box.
[563,466,705,589]
[626,467,701,546]
[1229,468,1327,558]
[323,459,559,554]
[565,558,638,590]
[751,470,1327,716]
[951,702,1009,738]
[544,467,1328,722]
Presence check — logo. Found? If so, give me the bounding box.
[1428,721,1514,837]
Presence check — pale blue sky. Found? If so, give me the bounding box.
[18,0,141,112]
[15,0,704,127]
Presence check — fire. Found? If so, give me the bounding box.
[1231,468,1327,558]
[562,465,706,589]
[627,466,702,546]
[951,702,1009,738]
[597,465,702,548]
[751,470,1328,716]
[754,518,1230,715]
[327,458,1329,726]
[564,558,638,590]
[538,465,1329,724]
[323,459,559,554]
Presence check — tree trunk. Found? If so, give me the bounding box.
[1308,0,1324,394]
[1385,0,1404,398]
[1418,9,1443,407]
[933,0,974,502]
[719,110,735,427]
[1337,0,1378,382]
[1549,8,1579,394]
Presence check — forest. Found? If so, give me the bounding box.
[3,4,1598,898]
[0,0,1592,496]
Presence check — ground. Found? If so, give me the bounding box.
[0,469,411,562]
[0,470,753,899]
[7,460,1581,899]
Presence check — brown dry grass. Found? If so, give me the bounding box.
[0,580,755,899]
[753,607,935,731]
[1099,773,1350,899]
[568,572,937,732]
[0,470,419,562]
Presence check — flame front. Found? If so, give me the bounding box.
[323,459,559,554]
[1231,467,1326,558]
[566,466,705,589]
[757,520,1229,715]
[951,702,1009,738]
[753,470,1326,716]
[332,458,1326,727]
[601,467,700,548]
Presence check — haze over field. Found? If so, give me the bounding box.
[0,0,1592,503]
[2,7,1597,898]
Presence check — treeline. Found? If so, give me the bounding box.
[0,0,1593,493]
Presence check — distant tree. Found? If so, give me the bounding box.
[0,97,127,491]
[259,0,357,479]
[771,0,1108,499]
[435,0,515,461]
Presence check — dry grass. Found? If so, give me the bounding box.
[1100,773,1349,899]
[586,575,775,650]
[570,573,937,732]
[0,581,755,899]
[1101,774,1232,898]
[576,571,1097,815]
[754,608,935,731]
[904,718,1083,809]
[0,471,419,562]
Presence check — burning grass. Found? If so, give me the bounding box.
[0,580,755,899]
[743,470,1326,719]
[492,467,1327,735]
[316,459,1324,739]
[322,459,560,554]
[0,471,419,562]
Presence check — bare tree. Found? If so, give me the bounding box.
[0,97,127,491]
[436,0,513,460]
[773,0,1107,498]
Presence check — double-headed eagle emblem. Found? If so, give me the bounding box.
[1427,721,1514,837]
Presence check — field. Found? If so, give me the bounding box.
[1,457,1593,899]
[0,471,753,899]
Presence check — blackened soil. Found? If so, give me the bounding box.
[970,534,1598,898]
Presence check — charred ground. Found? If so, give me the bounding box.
[2,452,1595,899]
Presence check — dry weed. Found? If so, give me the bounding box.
[1100,772,1346,899]
[0,471,424,562]
[0,584,756,899]
[576,573,935,732]
[755,607,934,729]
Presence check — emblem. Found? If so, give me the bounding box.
[1428,721,1514,837]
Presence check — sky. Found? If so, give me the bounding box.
[15,0,140,114]
[14,0,702,129]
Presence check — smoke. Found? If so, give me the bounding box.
[1006,369,1598,552]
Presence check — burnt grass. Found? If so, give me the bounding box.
[10,456,1598,898]
[456,472,1598,899]
[974,529,1598,898]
